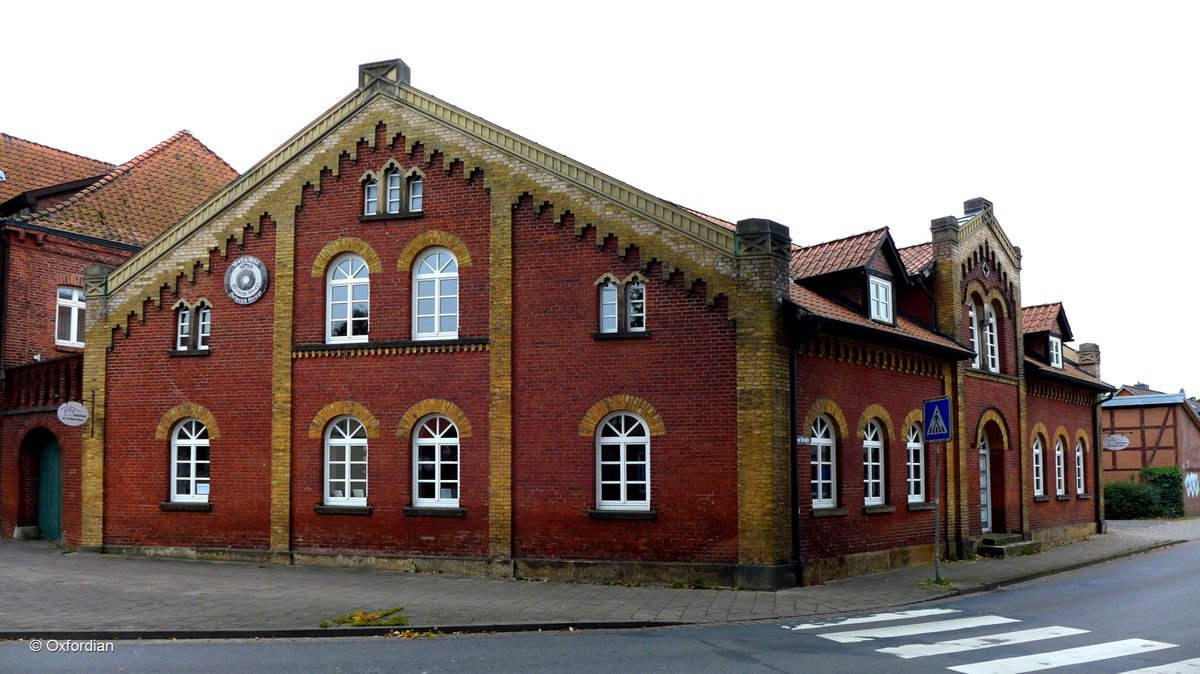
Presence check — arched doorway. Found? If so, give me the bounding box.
[18,428,62,542]
[977,418,1009,533]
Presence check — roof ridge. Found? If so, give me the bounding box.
[1,132,115,168]
[794,226,888,251]
[897,241,931,251]
[1022,301,1062,310]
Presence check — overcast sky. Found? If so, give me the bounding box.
[6,1,1196,394]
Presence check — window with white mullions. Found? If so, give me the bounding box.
[325,416,367,506]
[968,304,980,369]
[197,306,211,350]
[408,176,423,212]
[863,420,885,505]
[1049,335,1063,369]
[386,170,402,214]
[1033,436,1045,496]
[598,281,619,333]
[413,248,459,340]
[868,276,893,322]
[984,304,999,372]
[595,412,650,510]
[363,176,378,216]
[327,254,370,343]
[171,418,210,503]
[55,286,85,347]
[811,415,837,508]
[907,423,925,503]
[413,415,459,507]
[176,307,191,351]
[626,281,646,331]
[1075,439,1086,493]
[1055,437,1066,495]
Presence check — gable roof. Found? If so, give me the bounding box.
[790,227,889,279]
[1116,384,1163,397]
[899,243,934,276]
[9,131,237,248]
[1022,302,1073,340]
[1024,355,1111,392]
[0,133,114,203]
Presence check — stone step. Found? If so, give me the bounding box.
[980,532,1024,546]
[978,540,1042,559]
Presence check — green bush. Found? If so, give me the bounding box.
[1140,466,1185,518]
[1104,479,1160,519]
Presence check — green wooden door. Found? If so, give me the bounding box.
[37,440,62,541]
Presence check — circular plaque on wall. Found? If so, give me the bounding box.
[224,256,269,305]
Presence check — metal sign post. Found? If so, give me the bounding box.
[923,396,953,584]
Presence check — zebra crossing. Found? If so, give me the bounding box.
[782,609,1199,673]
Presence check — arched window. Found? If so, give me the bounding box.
[1032,435,1045,497]
[863,420,885,505]
[1075,439,1086,494]
[595,412,650,511]
[171,419,210,503]
[176,307,191,351]
[598,281,618,333]
[325,416,367,506]
[811,415,837,509]
[626,281,646,331]
[968,303,980,369]
[1055,437,1067,495]
[327,254,370,343]
[413,248,458,340]
[906,423,925,503]
[385,169,402,214]
[413,415,459,508]
[363,176,378,216]
[984,304,999,373]
[408,175,424,212]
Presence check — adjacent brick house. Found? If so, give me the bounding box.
[70,59,1111,589]
[1101,384,1200,517]
[0,132,236,544]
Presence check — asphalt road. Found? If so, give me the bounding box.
[3,540,1198,673]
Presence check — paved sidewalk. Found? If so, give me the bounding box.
[0,519,1195,638]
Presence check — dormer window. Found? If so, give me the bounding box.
[1049,335,1063,369]
[868,276,893,323]
[363,177,378,216]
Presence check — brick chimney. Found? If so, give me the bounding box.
[1077,343,1101,379]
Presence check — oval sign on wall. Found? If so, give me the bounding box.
[225,256,269,305]
[1103,434,1131,451]
[57,401,89,427]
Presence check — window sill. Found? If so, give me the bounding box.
[811,507,848,518]
[1056,494,1072,501]
[295,337,488,353]
[863,504,895,515]
[593,330,651,340]
[1033,495,1051,503]
[1076,492,1092,500]
[358,211,424,223]
[169,348,211,357]
[314,504,372,515]
[588,508,657,520]
[907,501,936,511]
[159,501,212,512]
[404,506,465,517]
[54,344,84,352]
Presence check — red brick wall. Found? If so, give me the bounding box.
[962,375,1020,535]
[794,349,945,561]
[1026,390,1097,530]
[102,225,276,549]
[289,128,492,556]
[510,203,739,563]
[0,414,82,543]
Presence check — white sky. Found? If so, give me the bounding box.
[5,1,1197,394]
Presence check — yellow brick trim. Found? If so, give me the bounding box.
[963,279,1009,318]
[396,399,474,438]
[80,317,109,547]
[1074,428,1090,449]
[271,218,296,553]
[308,401,381,439]
[154,403,221,440]
[310,237,383,277]
[1030,422,1049,447]
[578,394,666,437]
[803,399,850,440]
[856,404,896,441]
[902,408,924,437]
[487,187,515,559]
[1053,425,1070,447]
[978,409,1011,448]
[396,230,473,272]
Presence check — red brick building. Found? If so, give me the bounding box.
[65,60,1110,589]
[0,132,236,543]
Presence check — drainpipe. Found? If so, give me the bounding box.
[1093,391,1114,533]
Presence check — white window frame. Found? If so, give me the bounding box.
[1055,437,1066,495]
[413,415,460,508]
[55,286,86,347]
[326,254,370,344]
[1033,436,1045,497]
[324,416,367,506]
[907,423,925,503]
[863,420,885,505]
[171,418,210,503]
[408,176,423,212]
[868,276,893,323]
[1075,439,1086,494]
[595,412,651,511]
[197,306,211,351]
[176,307,191,351]
[598,281,619,334]
[811,415,837,509]
[1049,335,1063,369]
[363,177,378,216]
[968,304,980,369]
[385,170,402,214]
[626,281,646,332]
[413,247,459,340]
[984,304,999,373]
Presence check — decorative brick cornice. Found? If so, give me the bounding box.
[293,341,488,358]
[1028,380,1092,406]
[154,403,221,440]
[799,335,942,378]
[307,401,381,439]
[311,237,383,277]
[396,399,474,439]
[396,229,473,272]
[578,394,666,437]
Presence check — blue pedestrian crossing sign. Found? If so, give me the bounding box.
[923,396,952,442]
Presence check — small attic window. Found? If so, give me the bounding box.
[868,276,893,323]
[1049,335,1063,369]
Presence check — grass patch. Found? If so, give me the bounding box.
[321,608,408,628]
[922,577,952,587]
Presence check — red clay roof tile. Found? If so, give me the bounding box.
[789,283,965,353]
[899,242,934,275]
[1022,302,1063,334]
[0,133,114,203]
[790,227,888,279]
